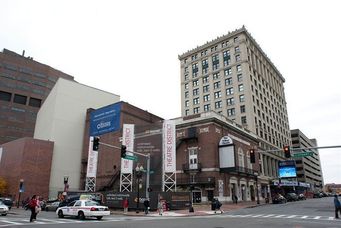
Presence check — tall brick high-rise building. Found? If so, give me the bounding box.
[178,27,291,188]
[0,49,74,144]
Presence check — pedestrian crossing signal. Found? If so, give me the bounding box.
[93,137,100,151]
[121,145,127,158]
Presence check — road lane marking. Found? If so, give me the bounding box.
[312,216,321,220]
[301,216,308,219]
[251,214,264,217]
[286,215,297,218]
[0,220,21,225]
[262,214,275,218]
[274,215,286,218]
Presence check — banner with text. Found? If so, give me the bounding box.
[163,120,176,173]
[86,137,98,178]
[90,102,121,136]
[121,124,134,174]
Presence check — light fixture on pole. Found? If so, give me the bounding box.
[135,165,144,213]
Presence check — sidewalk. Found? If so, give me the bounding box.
[111,201,267,217]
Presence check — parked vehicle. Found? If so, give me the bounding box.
[0,201,9,216]
[313,192,323,198]
[0,198,13,210]
[298,193,306,200]
[56,200,110,220]
[272,194,287,204]
[45,201,61,211]
[285,193,299,202]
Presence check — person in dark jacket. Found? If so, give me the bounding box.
[334,195,341,219]
[143,199,150,215]
[29,195,38,222]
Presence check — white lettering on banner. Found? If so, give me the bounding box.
[163,120,176,173]
[121,124,134,174]
[97,121,111,129]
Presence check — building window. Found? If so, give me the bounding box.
[212,54,219,70]
[185,91,189,98]
[193,97,199,105]
[215,101,222,109]
[213,81,221,89]
[184,74,189,81]
[227,108,235,116]
[241,116,247,124]
[185,83,189,90]
[203,94,210,102]
[192,63,198,77]
[226,97,234,106]
[193,88,199,96]
[204,104,210,112]
[0,91,11,101]
[193,107,199,114]
[185,100,189,107]
[236,64,242,72]
[238,84,244,92]
[29,97,42,108]
[226,87,234,95]
[213,72,220,80]
[203,85,209,93]
[225,77,233,86]
[235,54,241,62]
[193,80,199,87]
[235,46,240,52]
[237,74,243,82]
[185,109,189,116]
[202,76,209,84]
[239,94,245,102]
[13,94,27,105]
[224,68,232,76]
[214,91,222,99]
[234,37,239,43]
[223,50,231,66]
[185,67,189,73]
[240,105,246,113]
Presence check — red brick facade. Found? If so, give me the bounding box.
[0,137,54,202]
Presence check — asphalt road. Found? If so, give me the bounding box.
[1,197,340,228]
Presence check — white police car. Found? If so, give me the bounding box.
[0,201,9,216]
[56,200,110,220]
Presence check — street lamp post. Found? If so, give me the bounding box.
[254,172,260,204]
[135,165,144,213]
[17,179,24,208]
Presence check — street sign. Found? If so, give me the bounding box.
[292,151,314,158]
[124,155,138,161]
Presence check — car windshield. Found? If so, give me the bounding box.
[85,201,100,206]
[0,201,5,206]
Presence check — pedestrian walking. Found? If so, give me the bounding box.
[28,195,38,222]
[334,195,341,219]
[233,195,238,204]
[214,198,224,214]
[123,197,129,214]
[157,200,163,216]
[143,199,150,215]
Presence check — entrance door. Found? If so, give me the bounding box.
[192,191,202,203]
[189,148,198,169]
[250,185,255,201]
[207,190,214,201]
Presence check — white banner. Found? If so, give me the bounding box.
[86,137,98,178]
[121,124,134,174]
[163,120,176,173]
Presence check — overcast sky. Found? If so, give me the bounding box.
[1,0,340,184]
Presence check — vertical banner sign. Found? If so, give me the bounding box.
[86,137,98,178]
[121,124,134,174]
[163,120,176,173]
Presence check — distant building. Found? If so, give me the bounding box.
[291,129,324,190]
[0,49,74,145]
[178,27,291,188]
[33,78,120,197]
[325,183,341,194]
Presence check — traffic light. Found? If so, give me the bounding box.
[93,136,100,151]
[284,145,291,158]
[121,145,127,158]
[250,149,256,163]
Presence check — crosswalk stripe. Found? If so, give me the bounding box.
[252,214,264,217]
[262,214,275,218]
[328,217,335,220]
[274,215,286,218]
[301,216,308,219]
[286,215,297,218]
[313,216,321,220]
[0,220,21,225]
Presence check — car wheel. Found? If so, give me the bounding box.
[96,216,103,220]
[58,210,64,218]
[78,211,85,220]
[1,214,6,216]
